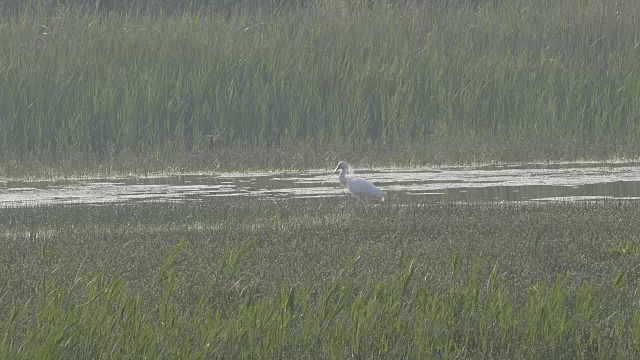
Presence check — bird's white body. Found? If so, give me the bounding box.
[332,161,385,200]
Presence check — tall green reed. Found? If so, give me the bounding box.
[1,0,639,156]
[3,253,640,358]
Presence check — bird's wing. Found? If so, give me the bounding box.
[347,177,385,197]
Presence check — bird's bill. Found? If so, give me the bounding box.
[321,166,340,186]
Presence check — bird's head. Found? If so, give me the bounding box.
[332,161,351,175]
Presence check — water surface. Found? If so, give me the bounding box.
[1,162,639,207]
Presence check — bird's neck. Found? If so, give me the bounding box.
[338,169,348,186]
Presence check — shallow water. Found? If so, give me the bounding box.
[1,162,640,207]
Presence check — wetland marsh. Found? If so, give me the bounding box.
[3,161,640,358]
[3,0,640,358]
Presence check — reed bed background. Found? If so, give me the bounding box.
[2,199,640,357]
[1,0,639,162]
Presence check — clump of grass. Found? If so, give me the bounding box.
[2,247,639,357]
[0,0,639,158]
[2,199,640,356]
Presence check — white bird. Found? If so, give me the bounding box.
[329,161,385,200]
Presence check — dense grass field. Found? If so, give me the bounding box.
[2,198,640,358]
[1,0,640,168]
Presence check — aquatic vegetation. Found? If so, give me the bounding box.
[1,199,640,357]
